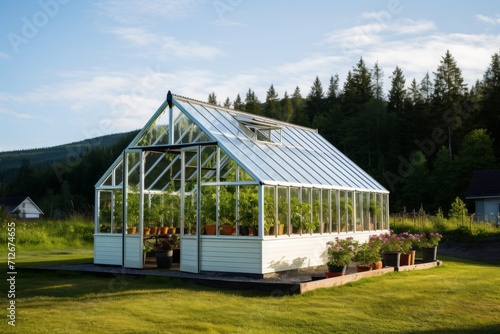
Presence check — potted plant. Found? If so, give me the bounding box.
[154,236,174,268]
[378,232,405,269]
[325,237,359,276]
[414,232,443,263]
[353,242,381,272]
[398,232,417,266]
[368,234,384,269]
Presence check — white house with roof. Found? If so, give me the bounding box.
[0,197,44,219]
[93,91,390,277]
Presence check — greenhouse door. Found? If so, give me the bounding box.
[123,149,144,269]
[180,146,202,273]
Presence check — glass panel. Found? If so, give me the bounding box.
[114,160,123,186]
[201,185,217,234]
[301,188,312,234]
[371,193,382,230]
[183,191,197,235]
[290,187,301,234]
[98,191,112,233]
[112,189,123,233]
[347,191,354,232]
[331,190,339,233]
[364,192,371,231]
[356,192,363,232]
[219,185,236,235]
[322,189,329,234]
[144,152,172,191]
[277,187,289,235]
[102,173,112,186]
[125,151,140,234]
[200,146,217,182]
[219,151,237,182]
[264,186,276,236]
[239,165,254,181]
[312,189,321,233]
[136,109,169,146]
[238,185,258,236]
[339,190,348,232]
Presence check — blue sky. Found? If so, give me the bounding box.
[1,0,499,152]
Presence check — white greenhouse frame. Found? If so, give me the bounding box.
[94,92,390,277]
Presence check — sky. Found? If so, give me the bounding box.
[0,0,499,152]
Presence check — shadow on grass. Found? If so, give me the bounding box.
[406,324,500,333]
[15,270,272,300]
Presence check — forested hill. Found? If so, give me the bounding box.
[0,132,135,177]
[0,130,139,217]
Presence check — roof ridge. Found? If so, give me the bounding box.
[171,93,318,133]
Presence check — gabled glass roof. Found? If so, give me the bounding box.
[96,93,388,193]
[173,95,388,193]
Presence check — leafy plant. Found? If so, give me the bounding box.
[326,237,359,267]
[353,242,381,265]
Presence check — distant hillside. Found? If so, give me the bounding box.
[0,130,139,184]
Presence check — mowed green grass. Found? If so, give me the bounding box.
[2,251,499,334]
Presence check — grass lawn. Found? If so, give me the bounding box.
[2,250,500,334]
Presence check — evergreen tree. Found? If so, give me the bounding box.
[408,78,424,105]
[372,61,384,100]
[223,97,231,108]
[233,93,244,111]
[244,88,261,115]
[387,66,407,116]
[291,86,304,123]
[264,84,279,119]
[456,129,496,194]
[302,76,324,127]
[342,58,374,115]
[280,90,294,122]
[208,92,218,105]
[432,50,468,159]
[429,146,457,213]
[479,52,500,156]
[419,72,433,103]
[400,151,430,211]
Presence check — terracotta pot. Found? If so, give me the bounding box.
[160,227,168,234]
[204,224,217,235]
[327,265,347,275]
[371,261,383,270]
[409,250,416,265]
[222,225,235,235]
[356,265,373,272]
[325,271,344,278]
[126,226,137,234]
[270,224,285,235]
[400,253,412,266]
[143,228,150,235]
[169,227,177,234]
[149,227,158,235]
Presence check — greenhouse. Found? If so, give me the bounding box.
[94,91,390,276]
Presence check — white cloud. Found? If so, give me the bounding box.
[0,52,9,60]
[107,27,224,59]
[475,14,500,25]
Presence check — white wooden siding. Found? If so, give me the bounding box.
[261,233,377,274]
[180,237,198,273]
[200,238,262,274]
[94,234,122,265]
[124,235,142,268]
